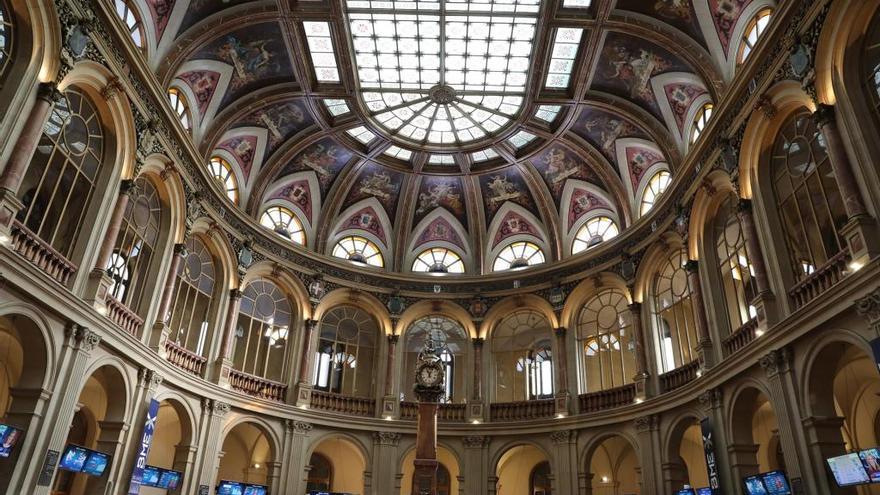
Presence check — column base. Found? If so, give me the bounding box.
[294,383,313,407]
[840,214,880,269]
[554,391,570,416]
[381,395,398,419]
[212,358,234,388]
[83,268,113,315]
[633,372,651,400]
[467,400,484,422]
[149,322,171,357]
[697,339,715,370]
[0,188,23,240]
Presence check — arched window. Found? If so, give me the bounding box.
[313,306,378,397]
[493,310,554,402]
[770,109,846,280]
[260,206,306,245]
[0,3,12,76]
[306,453,332,492]
[572,216,619,254]
[402,316,468,403]
[530,461,552,495]
[168,88,191,130]
[107,177,162,314]
[493,241,545,272]
[168,236,217,358]
[713,196,758,332]
[690,103,713,144]
[17,89,105,259]
[737,8,772,64]
[114,0,145,49]
[576,289,634,392]
[412,247,465,274]
[208,157,239,204]
[234,278,292,381]
[651,249,698,373]
[640,170,670,216]
[332,235,384,267]
[865,16,880,114]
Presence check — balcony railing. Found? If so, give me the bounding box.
[789,249,851,309]
[660,360,701,392]
[489,399,554,421]
[578,384,636,413]
[723,318,758,357]
[399,402,467,422]
[106,297,144,337]
[228,369,287,402]
[9,220,77,285]
[309,390,375,417]
[164,340,207,376]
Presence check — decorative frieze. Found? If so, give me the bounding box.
[286,420,313,435]
[856,287,880,333]
[67,324,101,351]
[550,430,575,444]
[634,414,659,433]
[759,348,792,378]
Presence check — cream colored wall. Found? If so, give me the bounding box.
[496,445,547,495]
[314,438,366,494]
[399,446,460,494]
[218,423,270,485]
[680,424,709,488]
[751,400,780,473]
[589,437,640,495]
[0,329,23,417]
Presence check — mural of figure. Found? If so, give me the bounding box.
[417,182,462,215]
[543,147,580,185]
[297,144,338,177]
[359,171,395,200]
[219,36,274,83]
[487,175,521,206]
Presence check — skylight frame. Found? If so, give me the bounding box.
[323,99,351,116]
[345,0,542,148]
[304,21,342,83]
[544,27,583,90]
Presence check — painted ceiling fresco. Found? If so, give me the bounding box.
[138,0,777,273]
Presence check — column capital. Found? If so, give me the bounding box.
[286,419,313,435]
[229,288,243,300]
[554,327,567,337]
[814,103,836,127]
[634,414,659,433]
[856,286,880,331]
[373,431,401,446]
[684,259,699,274]
[67,324,101,351]
[388,334,400,345]
[137,367,164,391]
[550,429,575,444]
[759,348,792,378]
[462,435,489,448]
[172,242,188,257]
[119,179,137,196]
[698,388,723,412]
[36,81,61,103]
[203,399,231,417]
[628,301,642,313]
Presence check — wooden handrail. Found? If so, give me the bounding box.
[578,384,636,413]
[228,369,287,402]
[309,390,375,416]
[489,399,554,421]
[398,401,467,422]
[660,360,700,392]
[9,220,77,285]
[788,249,851,309]
[722,318,758,357]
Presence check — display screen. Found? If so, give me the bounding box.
[674,489,696,495]
[142,466,161,486]
[82,451,110,476]
[158,469,182,489]
[860,448,880,483]
[696,488,714,495]
[828,453,871,486]
[59,445,90,472]
[243,485,268,495]
[0,424,23,458]
[760,471,792,495]
[743,475,768,495]
[217,480,244,495]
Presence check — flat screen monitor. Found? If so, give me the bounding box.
[82,451,110,476]
[243,485,268,495]
[828,453,871,486]
[675,489,696,495]
[59,445,90,473]
[158,469,183,490]
[0,423,23,458]
[760,471,792,495]
[217,480,244,495]
[860,448,880,483]
[696,489,714,495]
[142,465,161,486]
[743,475,768,495]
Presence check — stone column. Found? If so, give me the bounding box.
[84,180,136,310]
[294,319,318,407]
[0,387,51,493]
[737,200,776,327]
[759,348,822,492]
[173,444,199,494]
[193,399,231,490]
[468,338,485,421]
[814,104,878,263]
[628,302,651,398]
[0,82,60,233]
[553,327,570,414]
[661,461,688,494]
[463,436,490,495]
[381,334,399,418]
[266,461,283,493]
[279,420,311,495]
[551,430,578,494]
[685,260,713,368]
[150,242,187,354]
[801,416,849,495]
[89,420,131,494]
[633,415,660,495]
[20,325,101,495]
[372,432,401,495]
[213,289,242,385]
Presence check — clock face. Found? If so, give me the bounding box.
[418,365,441,386]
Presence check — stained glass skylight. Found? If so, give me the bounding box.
[384,145,413,160]
[545,28,583,89]
[304,22,341,82]
[347,126,376,144]
[347,0,540,148]
[323,99,351,116]
[471,148,499,162]
[508,130,536,148]
[534,105,561,123]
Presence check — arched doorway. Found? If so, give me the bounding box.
[585,435,641,495]
[218,422,276,488]
[664,417,710,493]
[308,436,367,494]
[399,445,461,495]
[728,387,783,485]
[496,444,551,495]
[140,399,195,494]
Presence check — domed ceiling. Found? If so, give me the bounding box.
[142,0,772,275]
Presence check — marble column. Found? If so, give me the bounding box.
[212,288,243,384]
[469,337,485,421]
[193,399,231,490]
[685,260,713,368]
[382,334,399,418]
[814,104,878,263]
[150,242,187,354]
[294,319,318,406]
[634,415,660,495]
[553,327,570,414]
[628,302,651,398]
[737,200,776,326]
[551,430,578,494]
[279,420,312,495]
[84,180,135,309]
[0,83,60,232]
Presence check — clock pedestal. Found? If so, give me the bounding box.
[413,398,440,494]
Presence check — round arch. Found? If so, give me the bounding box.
[397,300,477,340]
[313,288,392,336]
[239,261,310,319]
[480,294,559,339]
[561,272,632,331]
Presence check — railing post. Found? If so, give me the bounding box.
[737,199,777,329]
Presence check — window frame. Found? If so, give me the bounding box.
[260,205,307,245]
